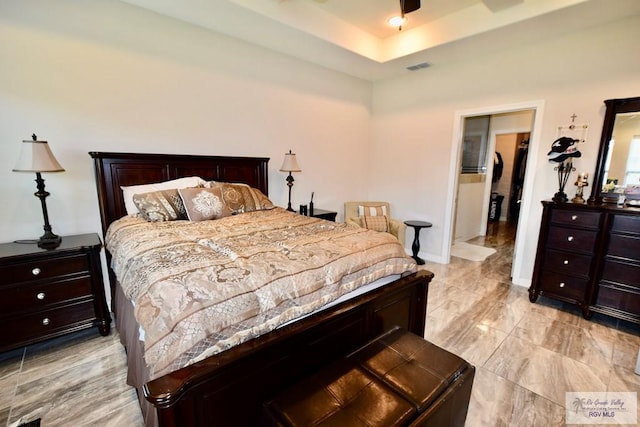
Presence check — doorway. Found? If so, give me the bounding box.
[443,100,545,285]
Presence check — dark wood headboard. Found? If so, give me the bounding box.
[89,152,269,236]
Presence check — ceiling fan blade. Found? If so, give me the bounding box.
[401,0,421,14]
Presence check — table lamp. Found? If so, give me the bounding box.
[13,134,65,249]
[279,150,301,211]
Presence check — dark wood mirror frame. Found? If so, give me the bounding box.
[588,96,640,204]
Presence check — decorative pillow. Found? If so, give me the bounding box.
[206,181,274,214]
[133,189,187,222]
[362,215,389,232]
[178,187,231,221]
[121,176,206,215]
[358,205,388,217]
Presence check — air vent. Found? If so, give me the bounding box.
[406,62,431,71]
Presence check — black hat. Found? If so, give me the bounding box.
[548,137,581,163]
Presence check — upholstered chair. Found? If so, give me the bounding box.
[344,201,406,244]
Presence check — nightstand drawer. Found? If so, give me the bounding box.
[539,270,589,301]
[0,300,96,345]
[550,209,601,228]
[0,275,93,314]
[546,226,597,253]
[542,249,592,278]
[0,253,90,284]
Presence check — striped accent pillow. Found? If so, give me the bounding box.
[133,189,188,222]
[358,205,388,217]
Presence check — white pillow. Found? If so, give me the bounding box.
[121,176,206,215]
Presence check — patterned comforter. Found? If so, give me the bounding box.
[106,207,416,378]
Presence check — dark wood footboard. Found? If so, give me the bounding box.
[145,270,432,427]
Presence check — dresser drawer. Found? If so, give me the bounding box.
[0,300,96,345]
[539,270,589,301]
[611,214,640,235]
[550,209,601,228]
[0,276,93,315]
[607,234,640,261]
[546,226,598,253]
[596,285,640,316]
[542,249,592,278]
[0,253,90,285]
[600,260,640,290]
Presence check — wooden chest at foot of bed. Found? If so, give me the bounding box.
[262,326,475,427]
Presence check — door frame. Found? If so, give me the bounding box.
[442,100,545,286]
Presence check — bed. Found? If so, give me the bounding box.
[89,151,433,427]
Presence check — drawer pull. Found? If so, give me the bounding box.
[32,267,41,276]
[567,236,574,242]
[571,215,578,221]
[559,282,565,288]
[563,260,569,265]
[36,292,46,300]
[42,318,50,326]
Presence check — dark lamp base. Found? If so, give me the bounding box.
[38,234,61,249]
[552,192,568,203]
[551,191,569,203]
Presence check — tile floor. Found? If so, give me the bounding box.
[1,221,639,426]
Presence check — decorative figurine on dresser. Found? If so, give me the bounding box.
[529,97,640,324]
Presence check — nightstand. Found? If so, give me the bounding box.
[0,233,111,352]
[310,208,337,222]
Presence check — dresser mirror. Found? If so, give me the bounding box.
[589,96,640,204]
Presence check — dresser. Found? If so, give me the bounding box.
[530,201,640,323]
[0,233,111,352]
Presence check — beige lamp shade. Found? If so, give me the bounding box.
[13,137,65,173]
[279,150,301,173]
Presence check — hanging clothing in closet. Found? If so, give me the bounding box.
[492,152,504,183]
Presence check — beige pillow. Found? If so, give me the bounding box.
[206,181,274,214]
[133,189,187,222]
[178,187,231,221]
[121,176,206,215]
[362,215,389,232]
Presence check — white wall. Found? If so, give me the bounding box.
[0,0,372,246]
[371,14,640,284]
[454,177,486,242]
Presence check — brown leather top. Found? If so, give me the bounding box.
[264,327,473,426]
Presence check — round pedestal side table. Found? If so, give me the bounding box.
[404,220,432,265]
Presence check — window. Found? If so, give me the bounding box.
[461,116,490,174]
